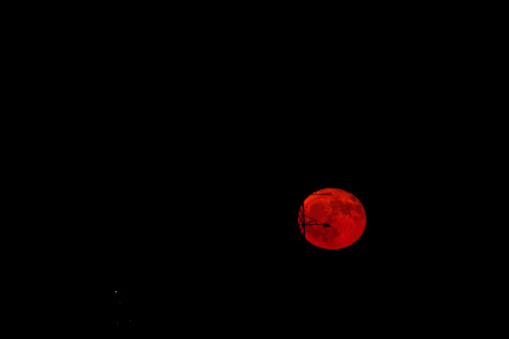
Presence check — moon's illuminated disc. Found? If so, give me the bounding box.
[299,188,366,249]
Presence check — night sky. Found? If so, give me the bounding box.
[102,126,437,332]
[98,109,498,333]
[83,10,501,332]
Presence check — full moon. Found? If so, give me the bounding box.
[298,188,366,250]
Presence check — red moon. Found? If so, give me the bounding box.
[299,188,366,250]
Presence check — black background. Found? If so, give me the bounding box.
[96,108,462,331]
[87,75,468,331]
[3,2,503,334]
[81,86,498,333]
[40,9,503,332]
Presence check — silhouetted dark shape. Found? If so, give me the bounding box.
[299,192,332,237]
